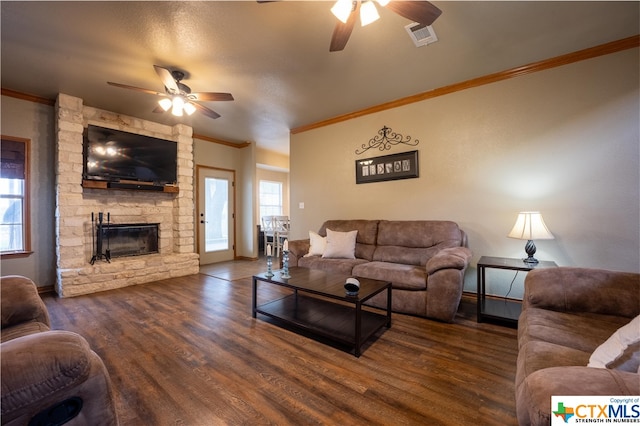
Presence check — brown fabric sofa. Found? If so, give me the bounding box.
[1,275,118,426]
[288,220,472,322]
[516,267,640,425]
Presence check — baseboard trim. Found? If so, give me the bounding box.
[234,255,259,261]
[37,285,56,295]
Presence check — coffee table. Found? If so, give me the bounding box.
[252,267,392,357]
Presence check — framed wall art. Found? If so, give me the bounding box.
[355,150,419,184]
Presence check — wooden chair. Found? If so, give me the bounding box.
[261,216,277,256]
[273,216,290,257]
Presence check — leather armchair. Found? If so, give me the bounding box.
[1,275,118,425]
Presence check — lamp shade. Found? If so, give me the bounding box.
[158,98,172,111]
[507,212,554,240]
[360,1,380,26]
[183,102,197,116]
[331,0,353,23]
[171,96,184,117]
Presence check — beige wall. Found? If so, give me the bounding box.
[290,48,640,296]
[257,147,289,171]
[0,96,56,287]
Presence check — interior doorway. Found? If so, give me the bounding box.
[197,166,235,265]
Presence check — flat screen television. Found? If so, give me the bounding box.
[83,125,178,185]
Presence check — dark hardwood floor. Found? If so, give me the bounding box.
[42,259,518,425]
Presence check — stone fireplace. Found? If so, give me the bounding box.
[55,93,199,297]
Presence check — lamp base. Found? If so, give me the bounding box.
[523,240,539,264]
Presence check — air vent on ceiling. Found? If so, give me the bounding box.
[405,22,438,47]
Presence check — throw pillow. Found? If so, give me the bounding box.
[322,229,358,259]
[588,315,640,373]
[304,231,327,257]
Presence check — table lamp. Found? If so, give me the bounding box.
[507,211,554,264]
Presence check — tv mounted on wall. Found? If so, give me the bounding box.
[83,125,178,185]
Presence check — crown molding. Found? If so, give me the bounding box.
[291,35,640,135]
[193,133,251,148]
[0,88,251,149]
[1,88,55,106]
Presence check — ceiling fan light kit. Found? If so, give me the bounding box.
[158,95,197,117]
[329,0,442,52]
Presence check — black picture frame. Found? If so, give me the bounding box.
[355,150,419,184]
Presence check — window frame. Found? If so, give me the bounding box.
[0,135,32,258]
[258,179,283,220]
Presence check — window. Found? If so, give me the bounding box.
[1,136,31,256]
[259,180,283,220]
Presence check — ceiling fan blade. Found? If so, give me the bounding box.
[152,106,166,113]
[154,65,180,94]
[385,0,442,26]
[192,102,221,119]
[330,2,359,52]
[107,81,165,96]
[191,92,234,102]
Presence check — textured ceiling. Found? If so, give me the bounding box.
[1,1,638,155]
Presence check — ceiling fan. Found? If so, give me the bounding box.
[329,0,442,51]
[107,65,234,119]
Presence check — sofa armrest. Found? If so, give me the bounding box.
[523,268,640,318]
[1,330,118,425]
[425,247,472,275]
[424,247,472,322]
[517,366,640,426]
[287,239,310,267]
[1,275,50,329]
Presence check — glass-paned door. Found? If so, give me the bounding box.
[197,167,235,264]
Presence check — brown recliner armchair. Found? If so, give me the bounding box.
[1,275,118,425]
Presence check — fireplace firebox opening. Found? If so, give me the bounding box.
[91,222,159,263]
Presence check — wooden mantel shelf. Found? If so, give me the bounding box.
[82,180,179,193]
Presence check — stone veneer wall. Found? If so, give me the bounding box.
[55,93,199,297]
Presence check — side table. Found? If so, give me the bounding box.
[477,256,557,327]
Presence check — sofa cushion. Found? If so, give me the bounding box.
[297,256,368,276]
[305,231,327,257]
[588,315,640,373]
[352,261,427,290]
[518,307,629,352]
[322,229,357,259]
[373,221,463,266]
[318,220,378,261]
